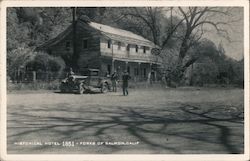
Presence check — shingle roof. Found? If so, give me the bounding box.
[89,22,158,48]
[37,20,160,50]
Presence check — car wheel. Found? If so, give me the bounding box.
[101,83,108,93]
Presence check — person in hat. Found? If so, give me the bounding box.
[122,70,131,96]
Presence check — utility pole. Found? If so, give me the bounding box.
[71,7,78,71]
[111,40,114,74]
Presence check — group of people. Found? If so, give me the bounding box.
[111,70,131,96]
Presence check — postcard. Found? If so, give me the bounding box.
[0,0,249,161]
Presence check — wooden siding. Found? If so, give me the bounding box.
[47,21,103,71]
[75,21,102,71]
[47,34,73,57]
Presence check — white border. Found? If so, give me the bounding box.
[0,1,249,161]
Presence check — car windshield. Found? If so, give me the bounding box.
[90,71,98,76]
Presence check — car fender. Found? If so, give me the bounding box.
[101,80,111,90]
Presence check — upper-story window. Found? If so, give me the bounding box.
[108,40,112,49]
[118,42,121,50]
[66,41,70,48]
[83,39,88,49]
[65,41,70,51]
[143,46,146,54]
[135,45,138,53]
[126,44,130,51]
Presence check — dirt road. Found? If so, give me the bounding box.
[7,87,244,154]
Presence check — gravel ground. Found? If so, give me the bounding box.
[7,87,244,154]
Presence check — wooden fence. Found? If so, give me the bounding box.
[10,70,66,83]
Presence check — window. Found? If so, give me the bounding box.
[90,71,98,76]
[108,40,112,49]
[118,42,121,50]
[135,45,138,53]
[143,46,146,54]
[126,44,130,51]
[65,41,70,51]
[127,66,130,74]
[83,39,88,49]
[66,41,70,48]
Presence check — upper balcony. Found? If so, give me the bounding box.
[100,40,162,65]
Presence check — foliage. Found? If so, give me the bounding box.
[8,49,65,82]
[7,47,35,80]
[26,52,65,72]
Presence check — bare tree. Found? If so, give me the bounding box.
[162,7,239,83]
[113,7,162,45]
[177,7,234,65]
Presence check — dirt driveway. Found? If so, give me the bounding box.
[7,87,244,154]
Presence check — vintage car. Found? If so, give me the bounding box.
[60,69,111,94]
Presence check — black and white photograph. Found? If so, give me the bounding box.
[0,0,249,160]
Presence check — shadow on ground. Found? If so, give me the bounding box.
[7,100,244,154]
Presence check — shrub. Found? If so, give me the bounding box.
[26,52,65,73]
[7,47,35,81]
[8,50,66,82]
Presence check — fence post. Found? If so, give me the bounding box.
[33,71,36,82]
[14,70,17,83]
[17,68,20,83]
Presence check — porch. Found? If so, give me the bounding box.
[100,57,160,82]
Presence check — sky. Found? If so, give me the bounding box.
[203,7,244,60]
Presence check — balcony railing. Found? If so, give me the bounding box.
[101,48,162,64]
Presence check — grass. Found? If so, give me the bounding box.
[7,81,61,91]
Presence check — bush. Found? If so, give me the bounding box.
[26,52,65,73]
[7,47,35,80]
[8,49,66,82]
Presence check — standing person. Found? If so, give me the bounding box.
[147,72,151,85]
[67,67,75,78]
[111,71,118,92]
[122,70,131,96]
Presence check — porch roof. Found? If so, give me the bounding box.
[100,55,162,65]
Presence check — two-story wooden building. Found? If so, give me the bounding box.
[37,18,162,81]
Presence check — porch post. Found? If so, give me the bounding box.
[125,61,128,71]
[111,40,114,74]
[149,63,152,84]
[112,59,115,73]
[138,62,141,81]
